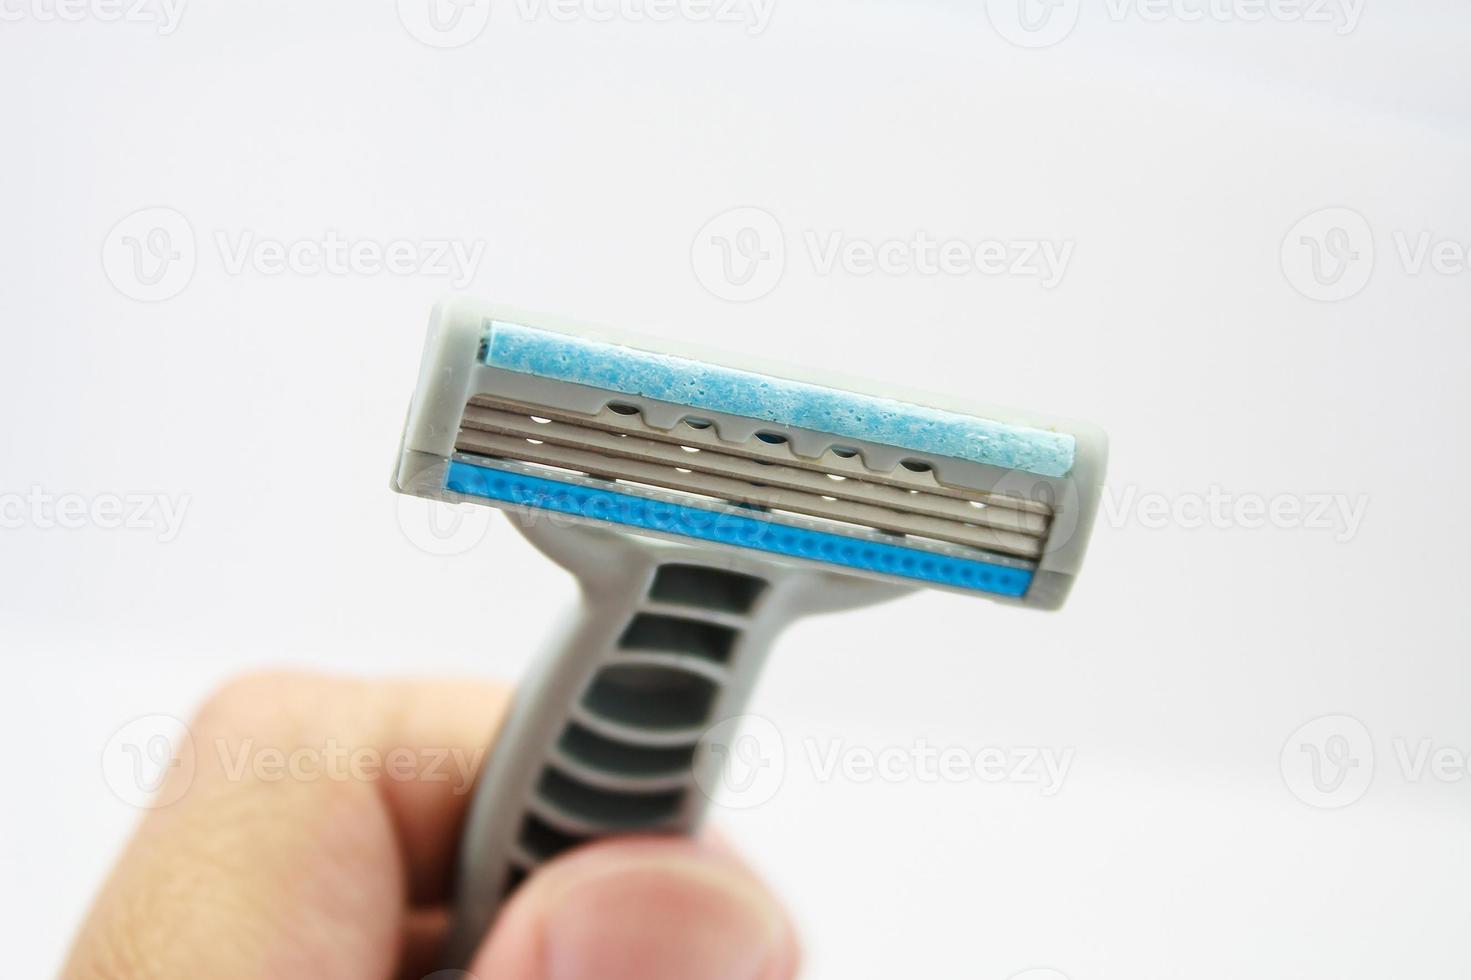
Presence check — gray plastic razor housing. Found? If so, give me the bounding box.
[391,298,1107,964]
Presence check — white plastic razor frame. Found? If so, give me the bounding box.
[392,299,1107,963]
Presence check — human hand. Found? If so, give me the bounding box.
[65,673,800,980]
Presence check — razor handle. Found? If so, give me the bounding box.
[442,520,906,964]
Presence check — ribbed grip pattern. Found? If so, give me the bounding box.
[441,523,907,969]
[500,564,768,891]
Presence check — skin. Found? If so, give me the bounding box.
[63,672,801,980]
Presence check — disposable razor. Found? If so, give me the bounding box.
[392,299,1107,961]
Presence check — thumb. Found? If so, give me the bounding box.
[466,836,800,980]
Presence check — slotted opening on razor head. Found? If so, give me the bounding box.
[536,766,685,827]
[648,565,767,615]
[583,662,718,730]
[619,613,738,663]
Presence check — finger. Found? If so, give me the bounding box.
[468,836,800,980]
[398,907,454,980]
[64,671,510,980]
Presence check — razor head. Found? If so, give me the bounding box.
[394,299,1107,609]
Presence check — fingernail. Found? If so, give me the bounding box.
[543,854,787,980]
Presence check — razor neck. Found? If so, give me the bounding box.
[444,522,908,963]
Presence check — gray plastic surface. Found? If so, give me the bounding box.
[442,520,908,964]
[391,297,1108,964]
[396,297,1110,609]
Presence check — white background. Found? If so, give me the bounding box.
[3,1,1470,977]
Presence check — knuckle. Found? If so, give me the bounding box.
[190,670,328,741]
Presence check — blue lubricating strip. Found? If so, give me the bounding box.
[481,321,1075,479]
[445,459,1033,598]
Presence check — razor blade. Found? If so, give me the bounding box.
[394,302,1105,609]
[392,299,1107,963]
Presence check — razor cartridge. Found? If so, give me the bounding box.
[392,299,1106,961]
